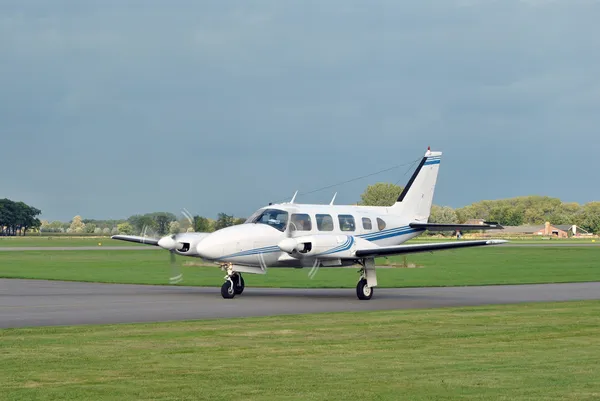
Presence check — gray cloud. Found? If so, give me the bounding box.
[1,0,598,220]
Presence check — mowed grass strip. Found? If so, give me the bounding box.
[1,236,597,247]
[0,236,142,247]
[0,246,599,288]
[1,301,599,400]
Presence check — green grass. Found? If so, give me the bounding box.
[408,237,599,244]
[1,247,599,288]
[1,235,597,247]
[0,236,142,247]
[1,301,599,400]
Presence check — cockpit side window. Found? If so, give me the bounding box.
[290,214,312,231]
[250,209,289,232]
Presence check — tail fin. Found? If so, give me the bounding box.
[389,148,441,221]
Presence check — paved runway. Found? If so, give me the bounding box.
[1,279,599,329]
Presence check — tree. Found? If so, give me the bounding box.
[169,221,181,234]
[193,216,213,232]
[576,202,600,234]
[214,213,234,231]
[234,217,246,225]
[48,221,65,233]
[18,202,41,235]
[117,222,134,235]
[128,214,157,235]
[428,205,459,236]
[146,212,176,236]
[358,183,403,207]
[85,223,97,234]
[69,215,86,234]
[39,220,50,233]
[0,198,42,236]
[429,205,458,224]
[488,205,523,226]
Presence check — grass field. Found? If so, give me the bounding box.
[2,301,599,400]
[0,235,597,247]
[0,236,143,247]
[1,246,598,288]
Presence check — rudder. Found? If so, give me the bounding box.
[390,148,442,222]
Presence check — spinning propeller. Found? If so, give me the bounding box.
[278,220,322,279]
[139,207,195,285]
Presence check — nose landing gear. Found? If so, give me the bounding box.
[220,264,245,299]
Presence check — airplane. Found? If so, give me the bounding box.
[112,148,506,300]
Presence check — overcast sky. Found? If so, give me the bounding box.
[1,0,599,221]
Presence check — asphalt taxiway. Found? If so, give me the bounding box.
[1,279,599,329]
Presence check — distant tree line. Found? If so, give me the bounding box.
[11,183,600,237]
[0,198,42,236]
[359,183,600,234]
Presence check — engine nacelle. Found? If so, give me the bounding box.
[173,232,211,256]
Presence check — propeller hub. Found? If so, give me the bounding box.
[277,238,298,253]
[158,235,178,250]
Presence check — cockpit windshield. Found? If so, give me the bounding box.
[246,208,288,232]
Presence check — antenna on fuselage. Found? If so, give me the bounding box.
[290,190,298,204]
[329,192,337,205]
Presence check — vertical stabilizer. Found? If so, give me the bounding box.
[390,148,441,221]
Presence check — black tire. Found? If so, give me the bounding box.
[221,281,235,299]
[356,278,373,300]
[234,274,245,295]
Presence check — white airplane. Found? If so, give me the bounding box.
[113,148,506,300]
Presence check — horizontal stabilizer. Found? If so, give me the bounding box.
[111,235,159,246]
[355,240,507,258]
[409,222,503,231]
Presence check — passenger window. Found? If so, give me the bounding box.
[362,217,372,230]
[338,215,356,232]
[377,218,386,231]
[316,214,334,231]
[290,214,312,231]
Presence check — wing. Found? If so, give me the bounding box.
[409,222,503,231]
[111,235,159,246]
[355,240,507,258]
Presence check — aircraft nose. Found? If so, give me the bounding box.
[157,235,177,250]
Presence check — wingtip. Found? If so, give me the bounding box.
[486,239,509,245]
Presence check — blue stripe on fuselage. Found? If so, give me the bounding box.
[359,226,424,242]
[316,236,354,256]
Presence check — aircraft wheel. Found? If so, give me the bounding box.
[234,274,245,295]
[356,278,373,300]
[221,281,235,299]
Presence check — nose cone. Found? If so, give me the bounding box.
[157,235,177,250]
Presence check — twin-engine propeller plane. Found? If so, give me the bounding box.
[113,148,506,300]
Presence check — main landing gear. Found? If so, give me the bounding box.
[221,267,245,299]
[356,277,373,300]
[356,258,377,301]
